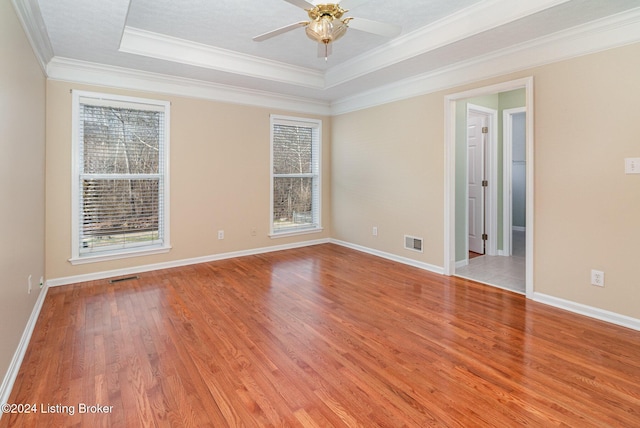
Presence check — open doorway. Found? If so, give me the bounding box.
[503,108,527,258]
[444,77,534,297]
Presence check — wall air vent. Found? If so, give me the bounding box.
[404,235,423,253]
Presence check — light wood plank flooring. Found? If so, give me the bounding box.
[3,244,640,427]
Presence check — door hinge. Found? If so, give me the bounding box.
[482,233,488,241]
[482,126,488,134]
[482,180,488,187]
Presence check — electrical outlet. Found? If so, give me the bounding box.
[39,276,44,288]
[591,270,605,287]
[28,275,32,294]
[218,230,224,240]
[372,226,378,236]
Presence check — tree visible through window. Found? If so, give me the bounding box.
[72,91,170,261]
[271,116,321,235]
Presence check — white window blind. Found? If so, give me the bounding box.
[270,115,321,235]
[71,91,170,262]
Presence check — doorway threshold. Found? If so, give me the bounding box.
[455,255,525,294]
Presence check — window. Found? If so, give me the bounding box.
[71,91,170,263]
[270,115,322,236]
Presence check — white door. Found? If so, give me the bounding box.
[468,111,486,254]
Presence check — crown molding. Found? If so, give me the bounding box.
[46,57,332,116]
[119,1,570,93]
[331,7,640,115]
[119,26,325,90]
[10,0,54,73]
[325,0,571,88]
[33,5,640,118]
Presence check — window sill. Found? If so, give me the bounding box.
[269,227,324,239]
[69,245,172,265]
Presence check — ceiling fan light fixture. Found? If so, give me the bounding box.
[305,16,348,44]
[253,1,400,61]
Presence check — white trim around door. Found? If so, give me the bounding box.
[502,106,527,256]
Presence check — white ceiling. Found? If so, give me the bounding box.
[14,0,640,113]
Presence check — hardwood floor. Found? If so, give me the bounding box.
[3,244,640,427]
[468,251,484,260]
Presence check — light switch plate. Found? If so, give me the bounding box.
[625,158,640,174]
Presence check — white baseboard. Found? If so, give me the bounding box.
[455,259,469,268]
[533,292,640,332]
[0,283,49,408]
[331,239,444,275]
[47,238,331,287]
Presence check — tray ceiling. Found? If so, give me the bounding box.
[15,0,640,112]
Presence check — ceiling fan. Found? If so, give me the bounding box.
[253,0,401,60]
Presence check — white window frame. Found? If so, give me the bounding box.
[269,115,323,237]
[70,90,171,264]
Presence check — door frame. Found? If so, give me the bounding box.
[502,107,526,256]
[444,76,535,298]
[466,104,498,259]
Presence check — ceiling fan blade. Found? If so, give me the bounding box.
[253,21,307,42]
[283,0,315,10]
[348,17,401,38]
[338,0,370,10]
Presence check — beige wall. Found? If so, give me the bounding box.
[533,44,640,317]
[45,81,332,280]
[0,0,46,389]
[331,96,445,267]
[332,42,640,319]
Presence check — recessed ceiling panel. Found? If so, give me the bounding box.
[125,0,482,70]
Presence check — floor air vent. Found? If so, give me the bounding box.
[109,275,139,284]
[404,235,423,253]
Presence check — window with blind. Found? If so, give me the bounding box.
[71,91,170,263]
[270,115,322,236]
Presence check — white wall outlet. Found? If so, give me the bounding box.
[591,269,605,287]
[625,158,640,174]
[217,230,224,240]
[28,274,32,294]
[372,226,378,236]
